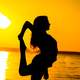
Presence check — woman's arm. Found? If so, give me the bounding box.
[18,21,32,40]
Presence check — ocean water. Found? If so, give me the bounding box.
[0,51,80,80]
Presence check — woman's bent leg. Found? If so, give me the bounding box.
[19,39,32,76]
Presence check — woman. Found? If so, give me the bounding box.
[18,16,58,80]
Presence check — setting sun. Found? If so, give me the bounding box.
[0,13,11,29]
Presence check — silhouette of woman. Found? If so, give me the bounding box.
[18,16,58,80]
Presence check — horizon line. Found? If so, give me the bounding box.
[0,47,80,54]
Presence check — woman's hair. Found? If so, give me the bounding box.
[23,16,49,32]
[33,16,49,31]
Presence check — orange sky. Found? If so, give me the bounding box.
[0,0,80,51]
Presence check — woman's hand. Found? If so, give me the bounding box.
[30,45,40,53]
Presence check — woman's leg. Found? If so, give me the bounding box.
[31,68,48,80]
[44,68,49,79]
[19,38,32,76]
[31,71,44,80]
[30,54,49,80]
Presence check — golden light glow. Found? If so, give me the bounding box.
[0,13,11,29]
[0,51,8,80]
[0,0,80,51]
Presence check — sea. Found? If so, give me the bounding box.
[0,51,80,80]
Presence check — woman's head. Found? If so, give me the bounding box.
[33,16,50,31]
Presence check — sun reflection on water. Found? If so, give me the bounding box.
[0,51,8,80]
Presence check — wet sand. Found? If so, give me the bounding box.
[4,51,80,80]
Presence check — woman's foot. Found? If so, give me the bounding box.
[18,33,23,40]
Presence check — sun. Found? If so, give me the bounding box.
[0,13,11,29]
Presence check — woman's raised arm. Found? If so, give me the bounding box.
[18,21,33,40]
